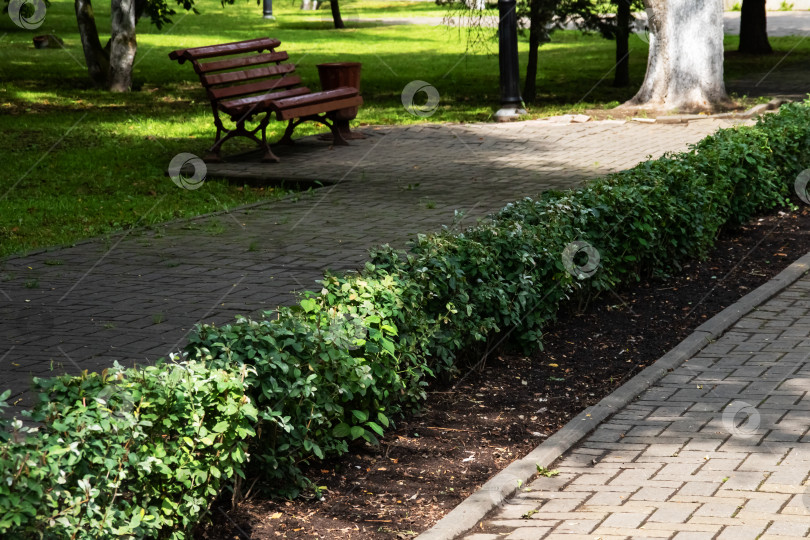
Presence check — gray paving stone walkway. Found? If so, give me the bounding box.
[460,274,810,540]
[0,117,743,414]
[356,11,810,37]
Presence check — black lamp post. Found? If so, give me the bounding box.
[263,0,274,19]
[495,0,526,121]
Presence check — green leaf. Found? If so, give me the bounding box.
[300,298,317,313]
[350,426,365,440]
[380,338,396,356]
[332,423,351,438]
[377,412,389,427]
[366,421,384,436]
[380,324,398,336]
[311,443,325,460]
[130,508,143,528]
[351,410,369,423]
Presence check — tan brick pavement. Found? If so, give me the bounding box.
[464,277,810,540]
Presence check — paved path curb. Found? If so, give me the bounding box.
[416,251,810,540]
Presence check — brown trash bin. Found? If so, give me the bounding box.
[317,62,362,92]
[317,62,365,140]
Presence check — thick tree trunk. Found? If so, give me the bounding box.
[74,0,109,87]
[108,0,138,92]
[330,0,345,28]
[613,0,631,87]
[103,0,146,51]
[738,0,772,54]
[626,0,730,112]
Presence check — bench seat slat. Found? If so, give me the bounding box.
[168,38,281,63]
[198,51,289,74]
[207,75,303,101]
[202,63,296,87]
[219,87,312,117]
[276,96,364,121]
[272,87,359,110]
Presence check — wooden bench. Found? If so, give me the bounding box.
[168,37,363,163]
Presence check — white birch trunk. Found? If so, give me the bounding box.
[108,0,138,92]
[627,0,731,112]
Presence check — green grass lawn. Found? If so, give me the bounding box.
[1,0,807,258]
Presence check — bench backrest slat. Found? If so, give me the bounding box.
[197,51,289,74]
[201,63,295,87]
[168,37,281,63]
[207,75,304,101]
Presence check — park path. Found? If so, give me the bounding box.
[0,117,742,414]
[355,11,810,37]
[457,271,810,540]
[722,11,810,37]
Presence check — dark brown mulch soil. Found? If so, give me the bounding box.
[197,205,810,540]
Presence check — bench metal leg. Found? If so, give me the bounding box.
[204,136,227,163]
[318,119,366,142]
[279,120,300,146]
[260,122,280,163]
[278,115,350,146]
[204,115,227,162]
[326,117,349,146]
[205,111,280,163]
[205,128,244,163]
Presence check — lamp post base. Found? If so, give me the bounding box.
[263,0,274,19]
[494,106,528,122]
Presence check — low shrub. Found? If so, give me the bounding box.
[0,360,256,539]
[187,272,431,497]
[187,103,810,496]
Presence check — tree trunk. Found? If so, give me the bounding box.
[626,0,730,112]
[108,0,138,92]
[523,0,543,102]
[738,0,772,54]
[135,0,147,19]
[330,0,345,29]
[103,0,146,52]
[74,0,109,87]
[523,0,557,102]
[613,0,631,87]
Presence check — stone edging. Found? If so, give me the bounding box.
[646,98,789,124]
[416,250,810,540]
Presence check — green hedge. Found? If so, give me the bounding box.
[187,103,810,496]
[2,102,810,536]
[0,360,256,538]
